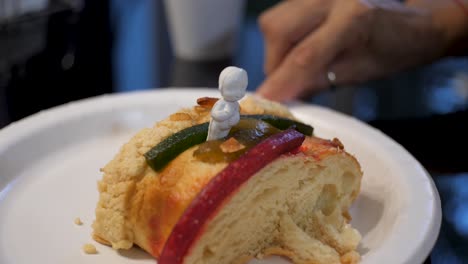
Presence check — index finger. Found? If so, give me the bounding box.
[259,0,329,74]
[257,9,365,101]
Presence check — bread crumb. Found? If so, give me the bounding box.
[74,217,83,226]
[83,243,98,254]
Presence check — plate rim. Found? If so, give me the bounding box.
[0,88,442,264]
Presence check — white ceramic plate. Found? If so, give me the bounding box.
[0,89,441,264]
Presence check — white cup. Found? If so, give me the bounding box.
[163,0,246,61]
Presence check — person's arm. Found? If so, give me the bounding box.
[256,0,468,102]
[406,0,468,56]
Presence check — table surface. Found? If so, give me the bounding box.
[0,1,467,263]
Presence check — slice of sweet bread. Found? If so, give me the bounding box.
[92,96,362,264]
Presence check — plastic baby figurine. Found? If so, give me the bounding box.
[207,66,248,141]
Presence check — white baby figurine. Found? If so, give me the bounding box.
[207,66,248,141]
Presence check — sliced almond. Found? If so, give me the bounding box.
[197,97,219,109]
[220,137,246,153]
[332,138,344,150]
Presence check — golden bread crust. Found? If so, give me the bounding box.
[92,95,363,263]
[92,96,295,256]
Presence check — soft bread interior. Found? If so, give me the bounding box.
[184,153,362,264]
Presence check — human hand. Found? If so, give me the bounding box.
[256,0,454,102]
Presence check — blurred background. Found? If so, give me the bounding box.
[0,0,467,263]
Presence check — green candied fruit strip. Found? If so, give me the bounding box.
[144,123,209,171]
[144,115,314,171]
[241,114,313,136]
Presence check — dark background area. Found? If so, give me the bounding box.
[0,0,467,263]
[0,0,113,123]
